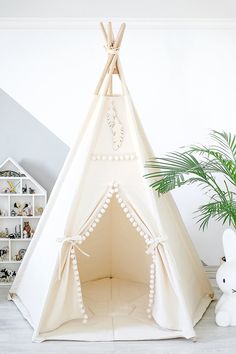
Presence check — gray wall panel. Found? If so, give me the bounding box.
[0,89,69,195]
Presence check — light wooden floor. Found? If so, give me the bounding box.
[1,280,236,354]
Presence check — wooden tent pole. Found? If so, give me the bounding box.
[94,22,126,95]
[100,22,107,43]
[107,22,113,95]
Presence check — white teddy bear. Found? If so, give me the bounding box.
[215,228,236,326]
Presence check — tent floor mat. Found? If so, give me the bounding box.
[40,277,184,341]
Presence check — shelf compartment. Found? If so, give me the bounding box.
[11,240,29,262]
[34,195,46,216]
[0,262,20,285]
[0,178,21,195]
[10,195,33,217]
[0,240,10,262]
[0,195,9,217]
[22,218,39,238]
[0,218,21,239]
[21,179,44,195]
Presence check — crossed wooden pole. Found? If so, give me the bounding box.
[94,22,126,95]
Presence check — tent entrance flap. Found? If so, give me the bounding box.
[48,193,180,341]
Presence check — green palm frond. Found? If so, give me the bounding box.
[196,197,236,230]
[210,130,236,162]
[144,130,236,230]
[187,147,236,186]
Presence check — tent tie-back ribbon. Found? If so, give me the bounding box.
[57,236,90,280]
[146,235,168,255]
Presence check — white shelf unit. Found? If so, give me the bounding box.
[0,158,47,286]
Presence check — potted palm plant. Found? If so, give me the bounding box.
[145,131,236,237]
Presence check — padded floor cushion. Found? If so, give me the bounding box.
[43,278,183,341]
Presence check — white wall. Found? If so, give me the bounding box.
[0,20,236,265]
[0,0,236,18]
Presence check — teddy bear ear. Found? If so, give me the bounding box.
[223,228,236,262]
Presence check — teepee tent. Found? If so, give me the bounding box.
[9,22,213,342]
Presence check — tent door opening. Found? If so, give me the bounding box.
[73,193,160,339]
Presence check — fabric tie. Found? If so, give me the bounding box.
[146,235,168,255]
[57,236,90,280]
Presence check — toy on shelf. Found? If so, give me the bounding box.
[10,209,16,217]
[35,207,44,216]
[2,180,20,194]
[23,221,34,238]
[29,187,35,194]
[0,247,9,261]
[0,170,25,177]
[0,268,16,282]
[13,248,26,261]
[13,202,33,217]
[22,184,27,194]
[25,202,33,216]
[0,209,8,216]
[8,225,21,239]
[0,228,8,238]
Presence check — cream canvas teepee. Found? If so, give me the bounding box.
[9,22,213,342]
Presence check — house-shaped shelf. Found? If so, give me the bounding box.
[0,158,47,285]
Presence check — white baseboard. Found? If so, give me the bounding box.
[204,265,218,279]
